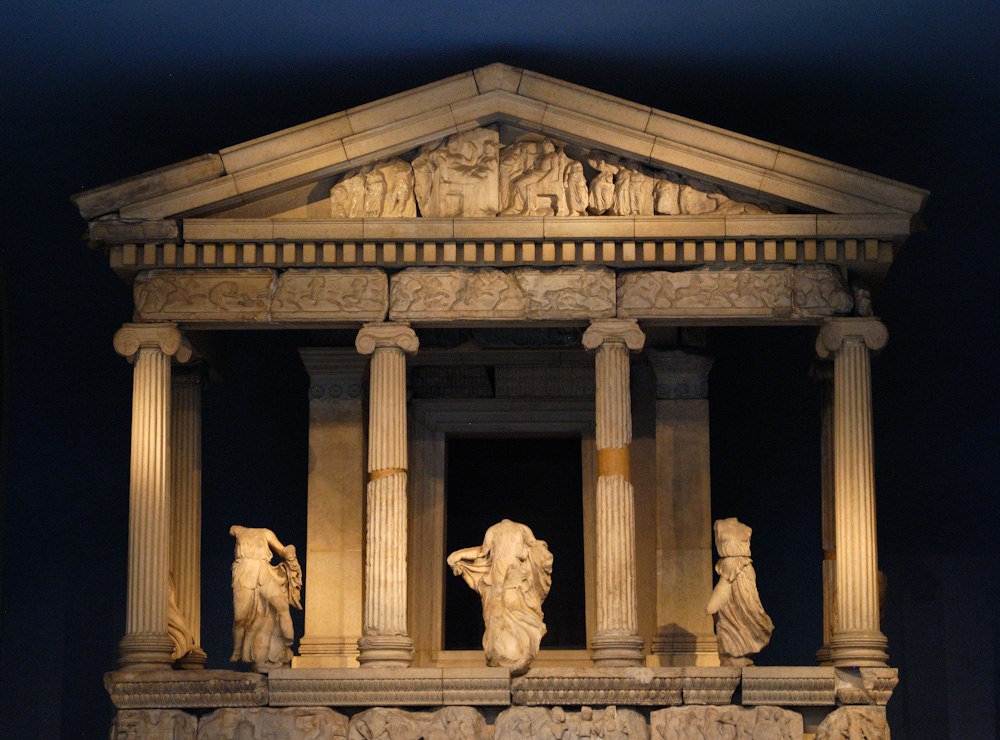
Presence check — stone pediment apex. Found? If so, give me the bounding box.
[73,63,928,227]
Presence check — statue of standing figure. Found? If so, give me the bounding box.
[229,525,303,671]
[447,519,553,675]
[706,517,773,666]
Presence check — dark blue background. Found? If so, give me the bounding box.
[2,3,998,738]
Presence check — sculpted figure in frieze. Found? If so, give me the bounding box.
[792,266,854,316]
[200,708,349,740]
[112,710,197,740]
[229,525,303,671]
[651,706,802,740]
[330,158,416,218]
[412,128,500,217]
[349,707,490,740]
[448,519,553,675]
[389,267,527,321]
[815,707,889,740]
[499,136,586,216]
[496,706,648,740]
[706,517,773,666]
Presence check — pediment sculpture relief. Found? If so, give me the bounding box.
[330,127,779,218]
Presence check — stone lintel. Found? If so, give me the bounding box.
[512,667,682,706]
[741,666,837,706]
[104,669,267,709]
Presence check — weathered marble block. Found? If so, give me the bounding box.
[104,669,268,709]
[617,265,851,320]
[741,666,836,706]
[113,709,197,740]
[199,707,348,740]
[134,269,274,322]
[496,706,648,740]
[651,706,803,740]
[348,706,490,740]
[511,667,682,706]
[271,269,388,321]
[816,706,889,740]
[517,267,616,319]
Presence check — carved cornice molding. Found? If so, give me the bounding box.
[816,318,888,358]
[648,350,714,399]
[582,319,645,351]
[355,322,419,355]
[113,323,193,363]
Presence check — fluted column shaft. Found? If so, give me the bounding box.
[815,363,836,665]
[113,323,191,669]
[583,319,645,666]
[817,318,889,667]
[355,322,418,667]
[170,369,206,666]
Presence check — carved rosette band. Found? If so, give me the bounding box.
[355,323,418,667]
[114,324,192,669]
[583,320,645,666]
[816,319,889,667]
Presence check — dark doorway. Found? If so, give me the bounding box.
[444,436,587,651]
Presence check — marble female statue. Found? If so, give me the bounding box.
[447,519,553,675]
[706,517,773,666]
[229,525,303,671]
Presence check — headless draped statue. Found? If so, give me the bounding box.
[447,519,553,675]
[229,525,303,671]
[706,517,773,666]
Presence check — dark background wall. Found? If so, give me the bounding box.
[1,3,998,739]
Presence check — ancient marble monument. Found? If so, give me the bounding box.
[448,519,553,675]
[74,64,924,739]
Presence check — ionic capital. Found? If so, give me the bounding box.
[582,319,645,352]
[816,318,888,359]
[355,322,419,356]
[114,323,192,363]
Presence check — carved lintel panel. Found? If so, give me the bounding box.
[104,669,267,709]
[112,710,196,740]
[618,266,851,320]
[816,706,889,740]
[348,707,490,740]
[517,267,616,320]
[496,706,648,740]
[200,707,349,740]
[272,269,388,321]
[134,269,274,322]
[651,706,803,740]
[740,666,836,705]
[389,267,527,321]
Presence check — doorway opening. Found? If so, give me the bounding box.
[444,436,587,650]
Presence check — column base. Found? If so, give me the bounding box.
[357,634,414,668]
[816,644,833,666]
[176,645,208,670]
[591,633,645,667]
[830,629,888,667]
[650,631,720,667]
[118,632,176,670]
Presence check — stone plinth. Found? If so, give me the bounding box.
[104,669,267,709]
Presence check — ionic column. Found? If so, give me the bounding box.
[816,318,889,667]
[113,322,191,669]
[170,367,207,668]
[649,349,719,666]
[813,362,837,666]
[583,319,646,666]
[355,322,418,667]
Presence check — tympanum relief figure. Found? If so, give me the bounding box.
[448,519,553,675]
[330,158,416,218]
[706,517,773,666]
[412,128,500,217]
[499,136,587,216]
[229,525,303,671]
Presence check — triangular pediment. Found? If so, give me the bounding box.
[74,63,927,225]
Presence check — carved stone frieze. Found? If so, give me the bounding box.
[618,266,851,320]
[815,706,889,740]
[134,269,274,322]
[104,669,268,709]
[330,158,416,218]
[113,710,197,740]
[413,129,500,217]
[516,267,616,320]
[741,666,836,706]
[651,706,803,740]
[679,667,742,705]
[390,267,525,321]
[272,269,388,321]
[499,136,587,216]
[199,708,348,740]
[348,707,490,740]
[511,668,682,706]
[496,706,648,740]
[835,667,899,706]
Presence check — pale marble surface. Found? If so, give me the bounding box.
[229,526,302,671]
[496,706,648,740]
[448,520,553,675]
[651,705,802,740]
[200,707,348,740]
[816,706,889,740]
